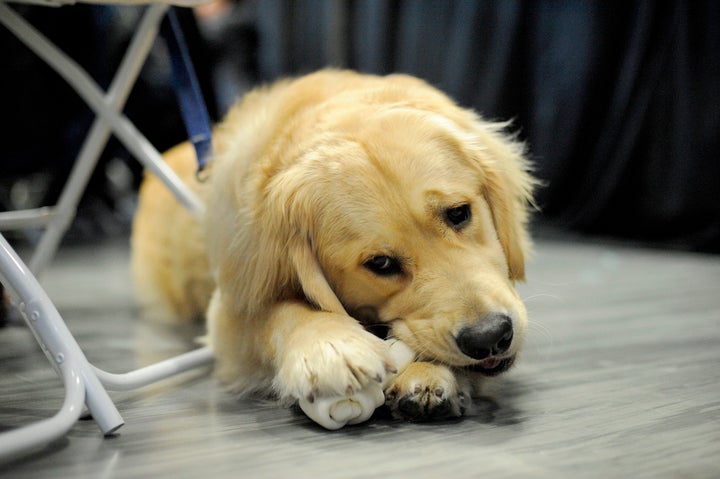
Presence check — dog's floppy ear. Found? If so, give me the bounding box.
[264,159,347,315]
[289,235,347,315]
[206,155,346,318]
[469,121,536,282]
[282,162,348,314]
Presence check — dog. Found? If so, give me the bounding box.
[131,70,535,420]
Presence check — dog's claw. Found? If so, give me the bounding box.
[385,363,398,375]
[306,386,320,404]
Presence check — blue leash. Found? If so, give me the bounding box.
[161,7,213,177]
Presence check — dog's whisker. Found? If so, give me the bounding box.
[527,323,553,340]
[525,321,555,352]
[521,292,562,303]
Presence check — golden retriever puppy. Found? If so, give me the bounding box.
[132,70,535,420]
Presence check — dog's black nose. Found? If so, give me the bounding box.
[455,314,513,360]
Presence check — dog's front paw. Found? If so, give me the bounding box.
[275,319,394,402]
[384,362,468,421]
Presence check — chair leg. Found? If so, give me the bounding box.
[0,354,86,461]
[0,2,204,219]
[0,234,124,458]
[94,347,214,391]
[28,4,170,276]
[0,3,214,461]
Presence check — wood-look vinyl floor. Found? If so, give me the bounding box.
[1,236,718,478]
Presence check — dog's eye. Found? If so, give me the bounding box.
[445,204,472,230]
[364,256,402,276]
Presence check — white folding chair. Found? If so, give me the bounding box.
[0,0,215,460]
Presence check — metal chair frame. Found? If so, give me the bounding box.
[0,1,213,460]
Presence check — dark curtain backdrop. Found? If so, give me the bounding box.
[2,1,718,252]
[250,0,720,252]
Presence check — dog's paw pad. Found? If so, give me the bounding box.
[384,362,464,421]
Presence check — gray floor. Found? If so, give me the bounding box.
[1,235,719,478]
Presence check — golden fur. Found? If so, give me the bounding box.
[132,70,535,420]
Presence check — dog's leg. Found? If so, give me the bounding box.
[384,362,471,420]
[208,294,396,403]
[268,301,395,402]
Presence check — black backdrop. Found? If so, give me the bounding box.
[251,0,720,252]
[2,1,718,252]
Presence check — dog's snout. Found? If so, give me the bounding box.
[455,314,514,360]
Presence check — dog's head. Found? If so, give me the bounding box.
[215,87,535,375]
